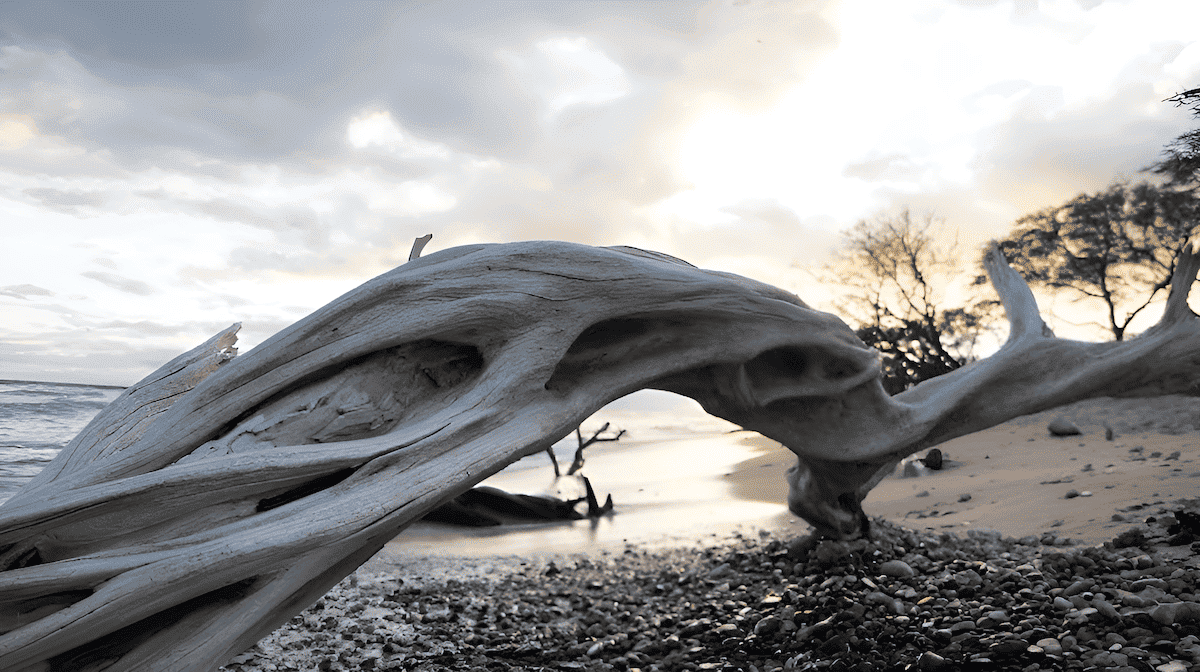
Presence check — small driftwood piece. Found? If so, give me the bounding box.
[568,422,625,475]
[2,239,1200,671]
[422,476,612,527]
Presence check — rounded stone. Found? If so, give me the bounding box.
[1063,579,1093,596]
[916,651,948,670]
[923,448,944,470]
[879,559,916,579]
[1036,637,1064,656]
[754,616,781,636]
[1048,417,1082,436]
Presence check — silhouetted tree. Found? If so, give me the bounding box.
[1149,87,1200,187]
[991,181,1200,341]
[829,210,996,394]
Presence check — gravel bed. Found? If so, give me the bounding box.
[222,501,1200,672]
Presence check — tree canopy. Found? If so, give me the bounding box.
[992,181,1200,341]
[1149,87,1200,187]
[827,210,995,394]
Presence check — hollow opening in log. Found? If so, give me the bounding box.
[0,545,41,572]
[764,395,846,422]
[745,346,809,380]
[0,589,93,636]
[256,467,357,513]
[747,347,867,385]
[188,340,485,458]
[547,316,687,390]
[46,577,259,672]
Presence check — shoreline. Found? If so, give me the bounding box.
[219,395,1198,671]
[363,394,1200,574]
[222,503,1200,672]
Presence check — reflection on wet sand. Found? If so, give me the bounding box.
[382,430,804,559]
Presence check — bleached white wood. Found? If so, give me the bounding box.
[0,240,1197,671]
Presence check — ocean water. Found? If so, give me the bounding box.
[0,381,740,509]
[0,382,799,553]
[0,380,123,505]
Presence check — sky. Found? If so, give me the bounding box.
[1,0,1198,387]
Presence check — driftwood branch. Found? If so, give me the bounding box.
[1,240,1198,670]
[567,422,625,475]
[408,233,433,261]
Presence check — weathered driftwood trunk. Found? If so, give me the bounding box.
[1,240,1199,671]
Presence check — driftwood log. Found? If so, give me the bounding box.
[2,239,1200,670]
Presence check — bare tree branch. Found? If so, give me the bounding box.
[2,240,1200,670]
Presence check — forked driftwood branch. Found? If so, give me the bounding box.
[1,240,1199,670]
[568,422,625,475]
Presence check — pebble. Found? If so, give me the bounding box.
[1036,637,1063,655]
[1150,601,1200,625]
[217,502,1200,672]
[878,559,915,578]
[1093,597,1120,619]
[1063,578,1093,595]
[916,651,948,670]
[1048,416,1082,435]
[711,623,742,637]
[753,615,781,635]
[923,448,944,470]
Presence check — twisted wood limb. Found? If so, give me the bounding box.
[1,240,1198,670]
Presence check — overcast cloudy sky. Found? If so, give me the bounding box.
[1,0,1197,386]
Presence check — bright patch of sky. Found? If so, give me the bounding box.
[0,0,1198,385]
[501,35,632,118]
[664,0,1200,239]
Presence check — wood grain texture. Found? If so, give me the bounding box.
[0,240,1197,671]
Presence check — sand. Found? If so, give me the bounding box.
[220,395,1200,671]
[363,394,1200,578]
[864,394,1200,546]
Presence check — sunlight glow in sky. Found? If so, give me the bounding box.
[1,0,1198,385]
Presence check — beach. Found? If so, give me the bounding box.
[218,394,1200,672]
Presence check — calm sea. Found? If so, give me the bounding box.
[0,380,124,505]
[0,380,798,553]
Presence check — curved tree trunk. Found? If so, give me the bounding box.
[1,240,1199,671]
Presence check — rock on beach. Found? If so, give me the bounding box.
[220,502,1200,672]
[1048,416,1082,436]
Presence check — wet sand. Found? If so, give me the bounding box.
[225,394,1200,671]
[365,430,803,573]
[364,394,1200,577]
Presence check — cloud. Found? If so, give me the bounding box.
[843,154,921,182]
[0,1,840,275]
[708,199,841,264]
[9,0,1197,388]
[0,283,53,299]
[975,80,1196,215]
[22,186,105,214]
[80,271,154,296]
[0,1,835,170]
[0,327,218,387]
[0,1,266,68]
[93,320,192,337]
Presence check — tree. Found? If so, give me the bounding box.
[828,209,995,394]
[992,181,1200,341]
[1149,87,1200,188]
[6,239,1200,670]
